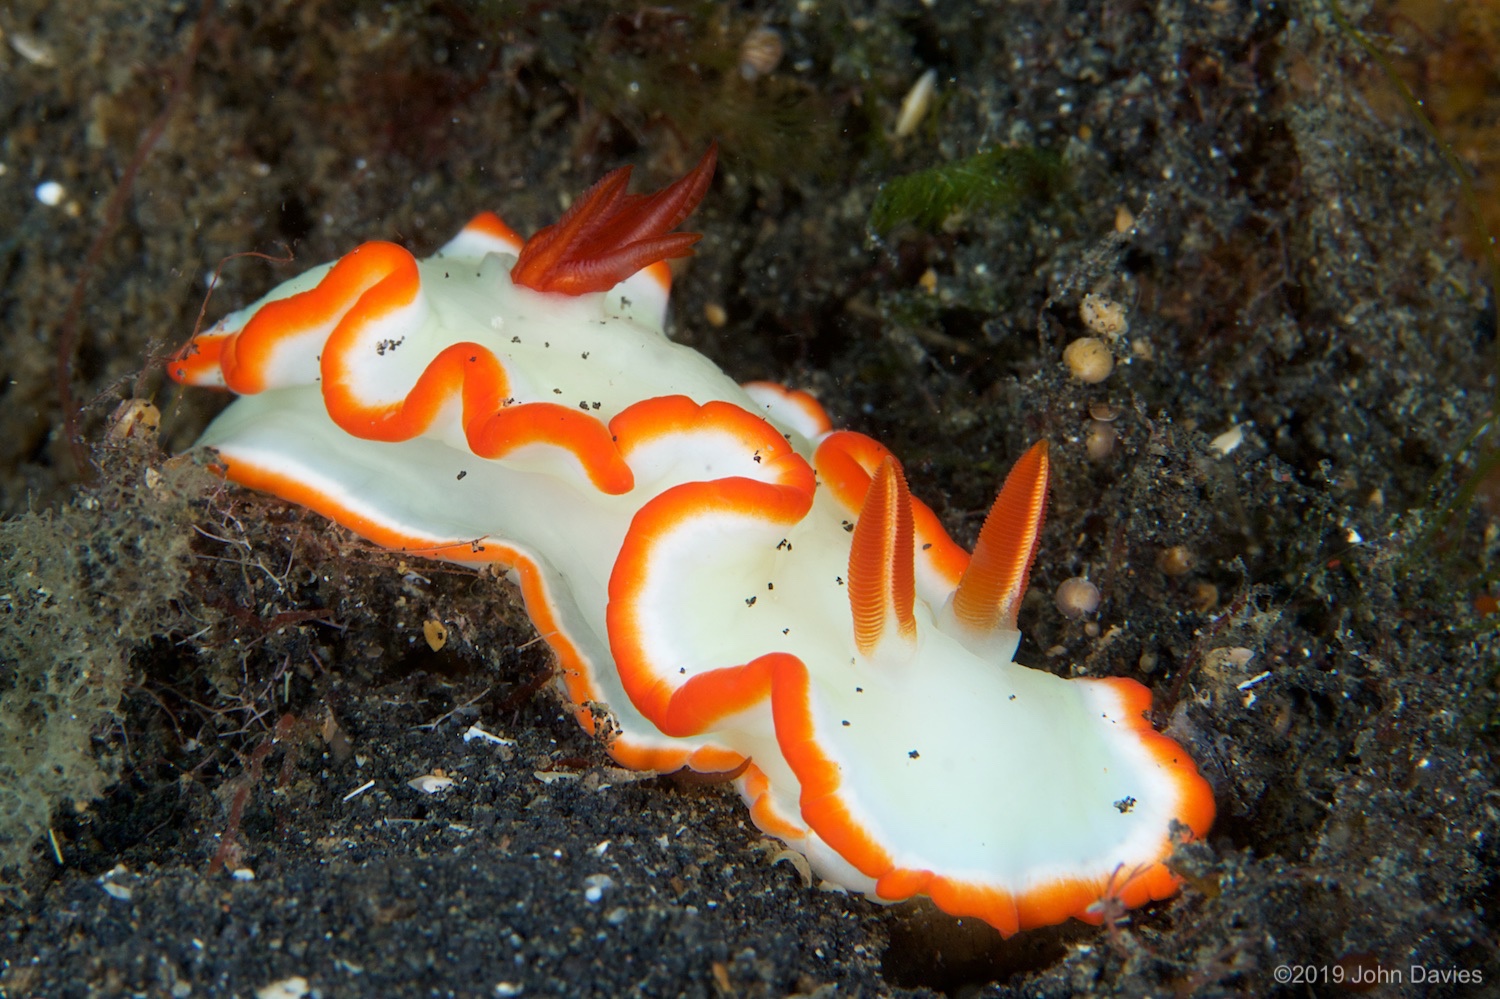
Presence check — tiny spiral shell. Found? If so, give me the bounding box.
[739,27,784,81]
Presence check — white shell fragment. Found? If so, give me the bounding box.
[9,32,57,66]
[255,977,310,999]
[582,873,615,903]
[342,779,375,802]
[1209,425,1244,456]
[894,68,938,138]
[462,723,516,746]
[34,180,65,206]
[408,773,455,794]
[98,864,134,900]
[101,881,133,901]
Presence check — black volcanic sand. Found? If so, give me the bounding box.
[2,2,1498,997]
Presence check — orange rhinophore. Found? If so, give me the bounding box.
[847,457,917,659]
[951,440,1050,634]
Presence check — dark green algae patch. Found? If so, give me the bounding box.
[3,0,1499,996]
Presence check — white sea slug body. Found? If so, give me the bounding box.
[169,146,1214,936]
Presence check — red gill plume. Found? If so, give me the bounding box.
[511,144,718,295]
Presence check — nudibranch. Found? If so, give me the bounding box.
[169,146,1214,936]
